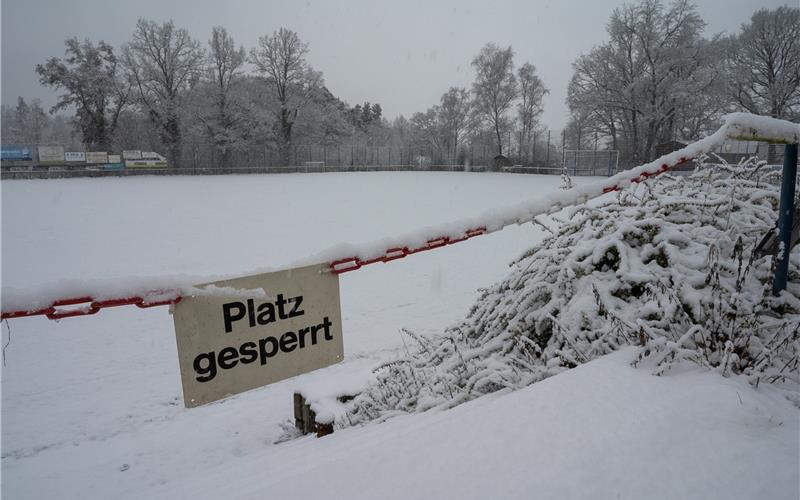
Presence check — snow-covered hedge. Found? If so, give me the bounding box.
[344,158,800,427]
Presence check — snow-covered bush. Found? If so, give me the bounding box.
[344,158,800,427]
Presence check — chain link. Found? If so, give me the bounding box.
[0,157,686,322]
[328,227,488,275]
[602,160,681,194]
[1,294,183,321]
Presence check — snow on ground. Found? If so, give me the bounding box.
[153,349,800,500]
[1,172,797,499]
[1,172,583,498]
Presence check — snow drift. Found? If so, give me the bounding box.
[345,158,800,426]
[151,349,800,500]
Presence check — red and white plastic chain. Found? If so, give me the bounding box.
[328,227,487,274]
[1,295,182,321]
[0,227,488,321]
[0,158,684,322]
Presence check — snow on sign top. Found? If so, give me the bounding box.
[172,264,344,408]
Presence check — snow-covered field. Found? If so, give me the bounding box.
[2,172,798,499]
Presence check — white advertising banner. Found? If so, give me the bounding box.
[65,152,86,162]
[86,152,109,164]
[37,145,65,164]
[122,150,142,160]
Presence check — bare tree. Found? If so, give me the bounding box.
[36,38,129,149]
[567,0,716,166]
[2,97,76,146]
[197,26,250,168]
[633,0,711,157]
[250,28,321,166]
[516,63,548,163]
[411,107,447,163]
[6,98,46,144]
[123,18,204,167]
[471,43,518,156]
[438,87,472,164]
[388,115,413,163]
[289,86,352,149]
[726,6,800,120]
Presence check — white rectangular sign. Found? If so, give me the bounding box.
[86,152,108,164]
[37,145,65,164]
[122,150,142,160]
[172,264,343,408]
[65,152,86,162]
[107,154,121,163]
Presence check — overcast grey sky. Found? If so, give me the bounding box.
[1,0,794,128]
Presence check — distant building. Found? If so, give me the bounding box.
[492,154,511,170]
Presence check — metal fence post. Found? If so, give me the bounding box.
[773,142,799,295]
[546,130,551,168]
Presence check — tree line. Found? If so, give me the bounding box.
[2,0,798,169]
[6,18,548,168]
[567,1,799,166]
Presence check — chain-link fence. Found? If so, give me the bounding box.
[4,135,793,180]
[181,136,577,171]
[711,139,791,165]
[2,135,577,176]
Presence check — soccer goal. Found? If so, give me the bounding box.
[562,149,619,177]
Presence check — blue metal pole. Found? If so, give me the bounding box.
[773,143,798,295]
